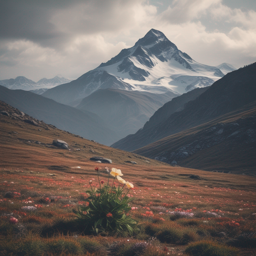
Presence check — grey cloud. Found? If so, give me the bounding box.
[0,0,144,48]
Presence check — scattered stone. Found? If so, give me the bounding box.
[171,160,177,166]
[1,111,9,116]
[21,206,37,211]
[52,139,69,149]
[189,174,201,180]
[35,141,41,144]
[90,156,112,163]
[24,119,38,126]
[48,173,56,176]
[125,161,137,164]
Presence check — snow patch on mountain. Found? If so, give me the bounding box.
[95,29,227,95]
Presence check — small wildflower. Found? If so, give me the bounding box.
[89,180,93,184]
[110,168,123,177]
[9,217,18,224]
[100,180,105,184]
[95,167,99,172]
[126,182,134,189]
[117,176,126,184]
[106,212,113,218]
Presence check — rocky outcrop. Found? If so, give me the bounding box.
[52,139,69,149]
[90,156,112,163]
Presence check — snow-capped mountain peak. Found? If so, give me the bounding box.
[43,29,236,105]
[95,29,226,94]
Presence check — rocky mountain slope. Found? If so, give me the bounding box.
[112,87,208,151]
[0,85,116,145]
[77,89,177,141]
[112,63,256,151]
[134,101,256,175]
[43,29,226,106]
[0,100,163,167]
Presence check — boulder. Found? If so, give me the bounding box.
[21,206,37,211]
[1,111,9,116]
[24,119,38,126]
[189,174,201,180]
[90,156,112,163]
[52,139,69,149]
[125,161,137,164]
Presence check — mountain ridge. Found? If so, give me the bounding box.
[42,28,228,106]
[112,62,256,151]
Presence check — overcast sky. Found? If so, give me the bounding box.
[0,0,256,81]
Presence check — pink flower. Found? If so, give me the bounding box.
[9,217,18,224]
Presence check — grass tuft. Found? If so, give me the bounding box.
[185,240,238,256]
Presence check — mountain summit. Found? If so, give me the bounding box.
[43,29,226,106]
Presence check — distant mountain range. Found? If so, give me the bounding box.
[0,85,116,145]
[42,29,234,106]
[0,76,70,92]
[77,89,177,142]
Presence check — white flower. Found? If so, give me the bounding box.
[126,182,134,189]
[110,168,123,177]
[117,176,126,184]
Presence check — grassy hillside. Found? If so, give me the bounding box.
[134,101,256,175]
[0,101,256,255]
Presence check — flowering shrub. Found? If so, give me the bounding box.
[75,167,138,235]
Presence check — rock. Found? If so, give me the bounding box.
[90,156,112,163]
[24,119,38,126]
[125,161,137,164]
[1,111,9,116]
[21,206,37,211]
[4,191,14,198]
[189,174,201,180]
[171,160,177,166]
[52,139,69,149]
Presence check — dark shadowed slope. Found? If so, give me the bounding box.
[77,88,177,141]
[0,85,116,145]
[134,101,256,175]
[112,87,208,151]
[112,63,256,151]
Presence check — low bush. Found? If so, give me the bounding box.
[156,228,183,243]
[185,240,238,256]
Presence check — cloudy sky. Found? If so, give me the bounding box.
[0,0,256,81]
